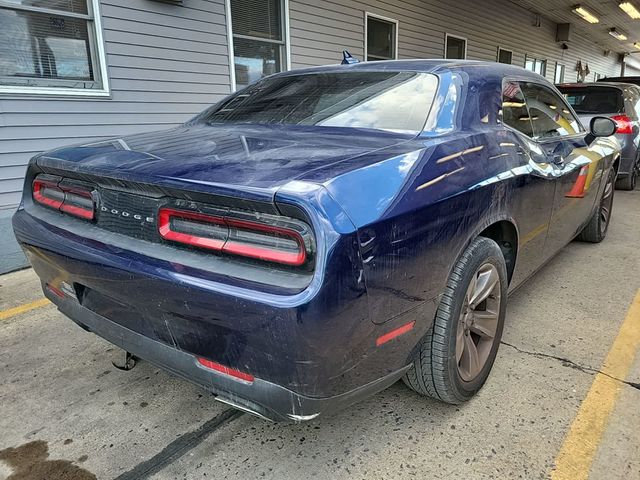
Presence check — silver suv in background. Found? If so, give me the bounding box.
[558,82,640,190]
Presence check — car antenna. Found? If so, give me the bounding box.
[341,50,360,64]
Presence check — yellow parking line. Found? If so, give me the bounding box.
[551,289,640,480]
[0,298,51,321]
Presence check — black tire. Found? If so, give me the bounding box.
[577,167,616,243]
[615,168,636,191]
[403,236,508,404]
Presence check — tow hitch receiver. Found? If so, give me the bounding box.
[111,350,137,371]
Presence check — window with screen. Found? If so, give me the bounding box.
[366,14,397,61]
[520,82,583,139]
[230,0,286,90]
[525,56,547,76]
[501,81,534,137]
[554,63,565,84]
[445,35,466,59]
[0,0,106,93]
[497,48,512,64]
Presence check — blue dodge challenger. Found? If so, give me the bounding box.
[13,60,620,422]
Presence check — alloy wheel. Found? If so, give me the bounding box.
[456,263,502,382]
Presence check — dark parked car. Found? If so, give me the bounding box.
[559,82,640,190]
[13,60,620,422]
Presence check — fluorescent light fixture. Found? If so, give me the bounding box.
[609,28,628,41]
[619,2,640,19]
[634,42,640,49]
[572,5,599,23]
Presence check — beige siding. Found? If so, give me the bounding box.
[288,0,622,84]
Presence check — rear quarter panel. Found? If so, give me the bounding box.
[322,125,553,324]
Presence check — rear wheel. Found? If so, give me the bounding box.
[403,237,508,404]
[578,167,616,243]
[615,168,636,191]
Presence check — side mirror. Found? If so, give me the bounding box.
[586,116,617,144]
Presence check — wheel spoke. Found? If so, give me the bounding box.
[603,180,613,199]
[470,310,498,338]
[456,262,502,382]
[469,267,499,308]
[461,334,481,378]
[456,324,465,363]
[466,272,478,305]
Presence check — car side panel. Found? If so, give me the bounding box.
[324,127,557,324]
[539,135,605,254]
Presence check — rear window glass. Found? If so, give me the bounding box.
[559,87,624,114]
[202,71,439,134]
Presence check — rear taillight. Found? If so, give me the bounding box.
[158,207,309,266]
[33,178,64,210]
[611,115,634,134]
[32,175,95,220]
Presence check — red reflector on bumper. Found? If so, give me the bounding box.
[196,357,255,383]
[376,321,416,346]
[46,284,65,299]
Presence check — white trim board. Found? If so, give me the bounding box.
[364,12,399,61]
[0,0,110,97]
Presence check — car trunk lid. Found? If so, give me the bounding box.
[36,123,415,203]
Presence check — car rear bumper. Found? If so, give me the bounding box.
[13,207,433,421]
[615,136,639,176]
[50,290,408,422]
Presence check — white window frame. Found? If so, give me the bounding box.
[554,63,565,83]
[444,33,467,60]
[524,55,547,76]
[364,12,399,62]
[225,0,291,92]
[496,46,513,64]
[0,0,110,97]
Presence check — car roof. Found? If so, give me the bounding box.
[271,59,546,81]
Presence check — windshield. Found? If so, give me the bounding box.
[560,87,624,114]
[202,71,439,134]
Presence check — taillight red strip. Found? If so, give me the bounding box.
[32,176,95,220]
[158,207,307,266]
[611,115,633,134]
[158,208,226,250]
[33,179,64,210]
[59,203,94,220]
[224,217,306,266]
[196,357,255,383]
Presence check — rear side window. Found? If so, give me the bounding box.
[501,81,534,136]
[203,71,439,134]
[560,87,624,114]
[520,83,582,139]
